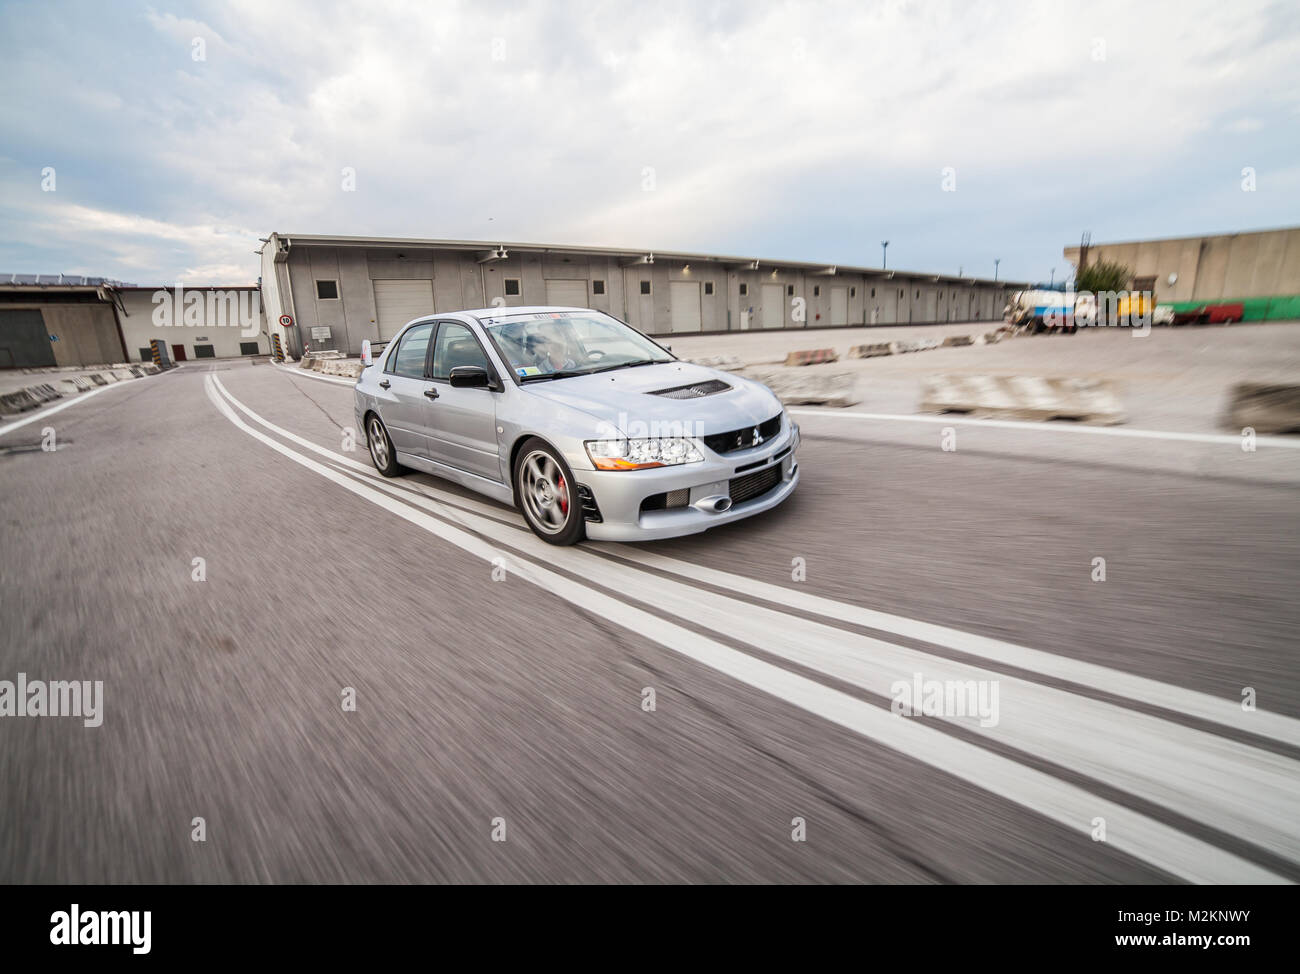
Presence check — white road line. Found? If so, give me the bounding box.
[268,359,358,386]
[319,446,1300,865]
[788,408,1300,449]
[0,368,178,438]
[591,547,1300,749]
[213,371,1300,749]
[208,374,1295,882]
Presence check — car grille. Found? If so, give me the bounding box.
[649,379,731,399]
[704,413,783,455]
[729,465,782,504]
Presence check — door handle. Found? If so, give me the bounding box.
[424,388,440,400]
[378,379,390,389]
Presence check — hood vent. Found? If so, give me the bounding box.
[648,379,731,400]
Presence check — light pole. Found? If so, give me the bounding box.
[881,241,889,270]
[1050,267,1056,287]
[994,258,1000,282]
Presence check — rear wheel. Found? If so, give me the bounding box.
[514,438,585,546]
[366,414,403,477]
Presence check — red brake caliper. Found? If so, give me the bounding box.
[557,474,569,515]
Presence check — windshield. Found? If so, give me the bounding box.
[482,310,674,380]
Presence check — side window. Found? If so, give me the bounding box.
[431,322,491,381]
[389,322,433,378]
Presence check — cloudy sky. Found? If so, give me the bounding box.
[1,0,1297,286]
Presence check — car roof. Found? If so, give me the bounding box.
[462,305,592,319]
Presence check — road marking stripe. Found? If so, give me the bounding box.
[320,451,1300,864]
[213,371,1300,750]
[209,375,1296,881]
[592,546,1300,749]
[788,408,1300,449]
[0,367,178,438]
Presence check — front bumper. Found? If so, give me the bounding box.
[579,422,800,542]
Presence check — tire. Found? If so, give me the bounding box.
[514,437,585,546]
[365,413,403,477]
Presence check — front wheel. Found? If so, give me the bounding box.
[366,414,403,477]
[514,438,585,546]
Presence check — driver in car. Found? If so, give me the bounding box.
[526,333,579,374]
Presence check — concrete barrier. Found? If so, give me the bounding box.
[1227,383,1300,435]
[742,367,859,407]
[688,355,744,372]
[86,373,110,386]
[848,342,895,359]
[978,331,1004,345]
[58,378,90,395]
[110,369,135,381]
[921,374,1126,425]
[0,388,43,415]
[942,334,974,347]
[28,383,63,404]
[302,350,344,369]
[321,360,363,378]
[783,348,840,367]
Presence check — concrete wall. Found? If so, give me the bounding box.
[1065,227,1300,303]
[117,288,269,362]
[272,240,1013,354]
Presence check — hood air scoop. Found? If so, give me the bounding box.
[647,379,731,399]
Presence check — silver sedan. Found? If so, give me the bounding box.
[354,307,799,545]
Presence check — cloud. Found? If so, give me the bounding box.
[1,0,1298,284]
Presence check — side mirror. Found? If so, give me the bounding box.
[360,339,372,367]
[449,365,492,388]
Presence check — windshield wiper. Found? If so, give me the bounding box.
[519,368,589,382]
[519,359,667,382]
[592,358,665,373]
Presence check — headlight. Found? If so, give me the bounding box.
[585,437,704,470]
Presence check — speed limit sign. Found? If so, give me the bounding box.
[279,314,293,327]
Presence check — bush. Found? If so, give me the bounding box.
[1075,259,1129,294]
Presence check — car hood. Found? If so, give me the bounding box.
[521,362,781,437]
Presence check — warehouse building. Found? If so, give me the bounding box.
[259,233,1017,356]
[0,275,128,369]
[1064,226,1300,309]
[0,276,269,368]
[115,285,269,363]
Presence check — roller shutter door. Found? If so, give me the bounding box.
[830,287,848,326]
[669,281,702,332]
[373,280,435,340]
[0,310,55,368]
[760,283,784,328]
[545,279,588,308]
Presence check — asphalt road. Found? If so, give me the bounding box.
[1,359,1297,883]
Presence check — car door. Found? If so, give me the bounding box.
[425,320,503,481]
[377,321,436,457]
